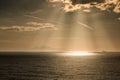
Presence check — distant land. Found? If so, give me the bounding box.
[0,51,120,55]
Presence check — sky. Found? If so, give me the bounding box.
[0,0,120,52]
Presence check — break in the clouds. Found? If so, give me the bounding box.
[0,22,57,32]
[49,0,120,13]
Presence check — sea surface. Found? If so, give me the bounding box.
[0,52,120,80]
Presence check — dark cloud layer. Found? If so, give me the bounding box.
[0,0,46,10]
[0,0,48,18]
[71,0,104,4]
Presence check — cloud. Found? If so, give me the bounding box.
[118,17,120,20]
[27,22,58,30]
[0,22,57,32]
[49,0,120,13]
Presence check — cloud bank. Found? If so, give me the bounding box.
[0,22,57,32]
[49,0,120,13]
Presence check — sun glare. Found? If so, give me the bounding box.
[65,51,94,56]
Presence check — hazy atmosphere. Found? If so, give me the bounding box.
[1,1,120,80]
[0,0,120,52]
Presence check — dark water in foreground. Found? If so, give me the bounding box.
[0,52,120,80]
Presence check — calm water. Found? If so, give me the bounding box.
[0,52,120,80]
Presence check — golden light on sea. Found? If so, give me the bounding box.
[64,51,95,56]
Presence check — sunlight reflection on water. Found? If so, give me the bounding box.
[61,51,96,56]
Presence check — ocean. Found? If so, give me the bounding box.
[0,52,120,80]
